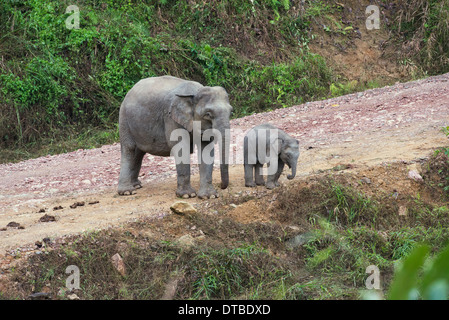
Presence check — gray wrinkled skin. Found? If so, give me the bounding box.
[118,76,232,199]
[243,123,300,189]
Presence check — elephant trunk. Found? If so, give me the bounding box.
[218,126,230,189]
[287,160,297,180]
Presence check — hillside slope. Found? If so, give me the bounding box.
[2,0,448,162]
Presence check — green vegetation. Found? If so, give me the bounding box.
[422,128,449,197]
[0,0,334,161]
[4,157,449,300]
[387,243,449,300]
[271,170,449,298]
[2,0,447,163]
[395,0,449,75]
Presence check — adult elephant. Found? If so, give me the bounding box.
[117,76,232,199]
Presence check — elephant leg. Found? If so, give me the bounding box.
[244,164,256,187]
[255,162,265,186]
[244,136,256,187]
[175,162,197,199]
[273,158,285,187]
[118,145,145,195]
[266,158,284,189]
[198,141,218,199]
[130,148,145,189]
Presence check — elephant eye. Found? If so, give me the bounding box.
[203,111,213,119]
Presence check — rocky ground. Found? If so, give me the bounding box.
[0,72,448,265]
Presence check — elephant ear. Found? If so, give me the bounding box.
[260,136,282,163]
[271,137,283,155]
[169,82,201,132]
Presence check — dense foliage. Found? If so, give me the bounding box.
[0,0,332,151]
[395,0,449,75]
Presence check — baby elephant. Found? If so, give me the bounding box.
[243,123,300,189]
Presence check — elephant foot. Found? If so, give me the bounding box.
[245,181,256,188]
[255,180,265,186]
[118,184,137,196]
[265,182,277,190]
[198,185,218,199]
[176,186,197,199]
[132,179,142,189]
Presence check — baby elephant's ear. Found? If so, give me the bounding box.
[270,137,284,154]
[169,83,201,132]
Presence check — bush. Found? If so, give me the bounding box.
[0,0,334,152]
[386,243,449,300]
[395,0,449,75]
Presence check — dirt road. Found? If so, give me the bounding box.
[1,73,448,255]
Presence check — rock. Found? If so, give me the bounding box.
[67,293,80,300]
[139,229,155,239]
[195,235,206,242]
[286,232,315,248]
[229,204,238,208]
[111,253,126,276]
[361,177,371,184]
[408,170,423,182]
[41,286,51,294]
[39,214,56,222]
[176,234,195,249]
[6,221,21,228]
[407,163,422,173]
[399,206,408,216]
[170,201,197,216]
[70,201,85,209]
[161,276,181,300]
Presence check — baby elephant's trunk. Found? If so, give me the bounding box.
[287,161,297,180]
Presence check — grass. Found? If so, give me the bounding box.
[0,0,335,160]
[422,139,449,198]
[3,154,449,300]
[395,0,449,75]
[0,125,119,163]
